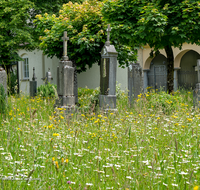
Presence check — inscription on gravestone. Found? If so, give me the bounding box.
[100,58,110,95]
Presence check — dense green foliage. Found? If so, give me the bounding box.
[34,0,137,73]
[102,0,200,92]
[0,0,35,68]
[37,83,57,97]
[31,0,83,15]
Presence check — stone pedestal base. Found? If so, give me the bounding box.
[55,95,76,114]
[57,95,75,107]
[99,95,117,110]
[193,83,200,108]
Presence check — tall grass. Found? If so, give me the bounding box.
[0,88,199,189]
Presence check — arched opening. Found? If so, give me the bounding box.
[178,50,200,89]
[147,54,167,91]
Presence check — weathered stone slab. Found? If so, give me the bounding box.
[30,67,37,97]
[99,95,116,109]
[0,68,7,95]
[128,63,143,104]
[193,60,200,108]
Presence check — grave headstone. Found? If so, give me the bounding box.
[128,63,143,105]
[72,62,78,104]
[193,59,200,108]
[99,24,118,111]
[41,68,53,84]
[30,67,37,97]
[56,31,75,113]
[0,68,7,95]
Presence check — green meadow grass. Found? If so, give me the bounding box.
[0,88,200,190]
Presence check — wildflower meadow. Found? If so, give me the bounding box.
[0,87,200,189]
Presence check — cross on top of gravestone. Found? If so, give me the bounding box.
[62,31,69,61]
[105,24,111,46]
[32,67,37,81]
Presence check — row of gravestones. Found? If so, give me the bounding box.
[1,25,200,112]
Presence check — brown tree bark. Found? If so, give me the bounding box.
[164,45,174,93]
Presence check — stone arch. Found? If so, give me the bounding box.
[20,53,28,58]
[174,49,200,68]
[178,50,200,89]
[143,53,167,69]
[174,50,190,68]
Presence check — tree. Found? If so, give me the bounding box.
[102,0,200,93]
[31,0,83,15]
[0,0,35,71]
[34,0,136,73]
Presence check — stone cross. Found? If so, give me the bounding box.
[195,59,200,83]
[62,31,69,61]
[105,24,111,46]
[32,67,37,81]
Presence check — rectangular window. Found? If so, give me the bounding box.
[22,58,29,79]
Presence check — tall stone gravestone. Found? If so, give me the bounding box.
[0,68,7,95]
[193,59,200,108]
[128,63,143,105]
[99,25,118,111]
[72,62,78,104]
[30,67,37,97]
[56,31,75,112]
[42,68,53,84]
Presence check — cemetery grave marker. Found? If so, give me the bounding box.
[193,59,200,108]
[0,68,7,95]
[56,31,75,113]
[99,24,118,111]
[30,67,37,97]
[41,68,53,84]
[128,63,143,105]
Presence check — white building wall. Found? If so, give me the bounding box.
[18,49,128,94]
[77,63,127,91]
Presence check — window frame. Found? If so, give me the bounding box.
[22,57,29,80]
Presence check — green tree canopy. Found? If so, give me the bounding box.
[102,0,200,92]
[0,0,35,68]
[34,0,136,73]
[31,0,83,15]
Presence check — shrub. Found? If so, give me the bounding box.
[37,83,57,98]
[8,69,18,95]
[0,84,7,113]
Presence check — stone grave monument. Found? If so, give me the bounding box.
[30,67,37,97]
[72,62,78,104]
[128,63,143,105]
[56,31,75,112]
[193,59,200,108]
[0,68,7,95]
[99,24,118,111]
[42,68,53,84]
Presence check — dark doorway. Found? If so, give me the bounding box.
[148,54,167,91]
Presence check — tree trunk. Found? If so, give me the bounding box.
[164,45,174,93]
